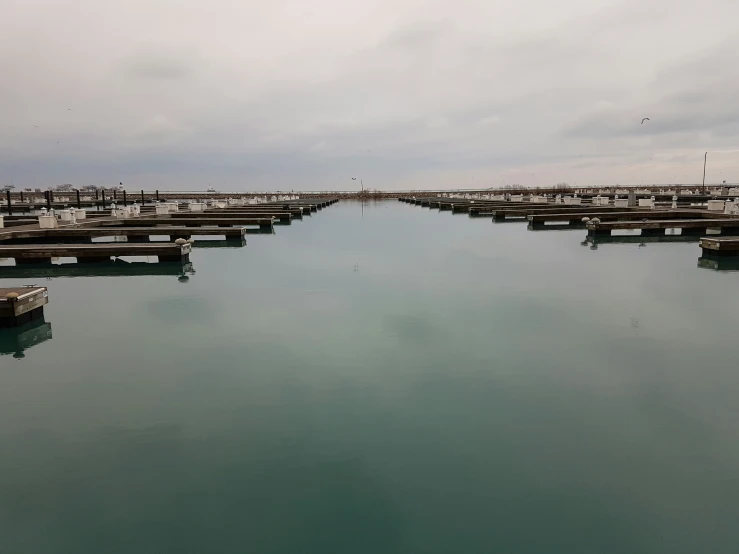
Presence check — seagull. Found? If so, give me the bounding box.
[351,177,357,180]
[32,125,39,128]
[641,117,650,124]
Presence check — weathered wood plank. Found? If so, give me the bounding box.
[0,243,191,263]
[0,226,246,242]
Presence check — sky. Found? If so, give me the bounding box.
[2,0,739,191]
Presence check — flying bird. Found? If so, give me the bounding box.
[32,125,39,128]
[351,177,357,180]
[641,118,650,124]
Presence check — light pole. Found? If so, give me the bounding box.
[702,152,707,195]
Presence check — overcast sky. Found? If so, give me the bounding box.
[2,0,739,191]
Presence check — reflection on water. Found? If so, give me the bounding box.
[697,256,739,271]
[0,317,52,359]
[2,201,739,553]
[584,234,701,250]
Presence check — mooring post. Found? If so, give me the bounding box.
[156,190,160,202]
[6,190,12,216]
[123,190,127,206]
[100,189,106,209]
[19,190,24,203]
[76,189,81,209]
[113,189,117,201]
[45,190,51,210]
[141,189,145,205]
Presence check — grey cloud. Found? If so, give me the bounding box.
[3,0,739,189]
[120,48,194,80]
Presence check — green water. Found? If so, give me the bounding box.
[2,200,739,553]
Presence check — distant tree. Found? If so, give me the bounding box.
[554,182,572,192]
[56,184,74,192]
[1,185,15,192]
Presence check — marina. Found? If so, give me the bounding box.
[0,197,339,270]
[399,191,739,259]
[2,198,739,554]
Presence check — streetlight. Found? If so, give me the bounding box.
[702,152,707,195]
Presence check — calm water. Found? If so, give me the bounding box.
[2,200,739,553]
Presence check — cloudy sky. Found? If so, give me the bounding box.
[2,0,739,191]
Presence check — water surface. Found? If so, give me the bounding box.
[2,200,739,553]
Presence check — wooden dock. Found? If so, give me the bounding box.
[0,226,247,243]
[699,237,739,257]
[0,260,194,279]
[1,286,49,328]
[103,217,275,229]
[587,219,739,236]
[166,212,292,224]
[527,210,723,226]
[0,243,191,264]
[0,197,339,274]
[397,193,739,269]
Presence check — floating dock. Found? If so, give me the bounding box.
[587,219,739,236]
[399,193,739,268]
[0,226,247,243]
[0,197,339,274]
[105,217,275,229]
[699,237,739,257]
[0,286,49,328]
[0,243,191,264]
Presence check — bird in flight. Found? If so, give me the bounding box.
[32,125,39,128]
[641,117,650,124]
[68,109,73,111]
[351,177,357,180]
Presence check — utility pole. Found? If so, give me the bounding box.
[702,152,707,195]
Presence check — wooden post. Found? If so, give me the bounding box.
[19,190,24,203]
[156,190,160,202]
[123,189,127,206]
[113,189,117,201]
[141,189,145,205]
[45,190,51,210]
[703,152,708,195]
[76,189,81,209]
[6,190,12,216]
[100,189,105,209]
